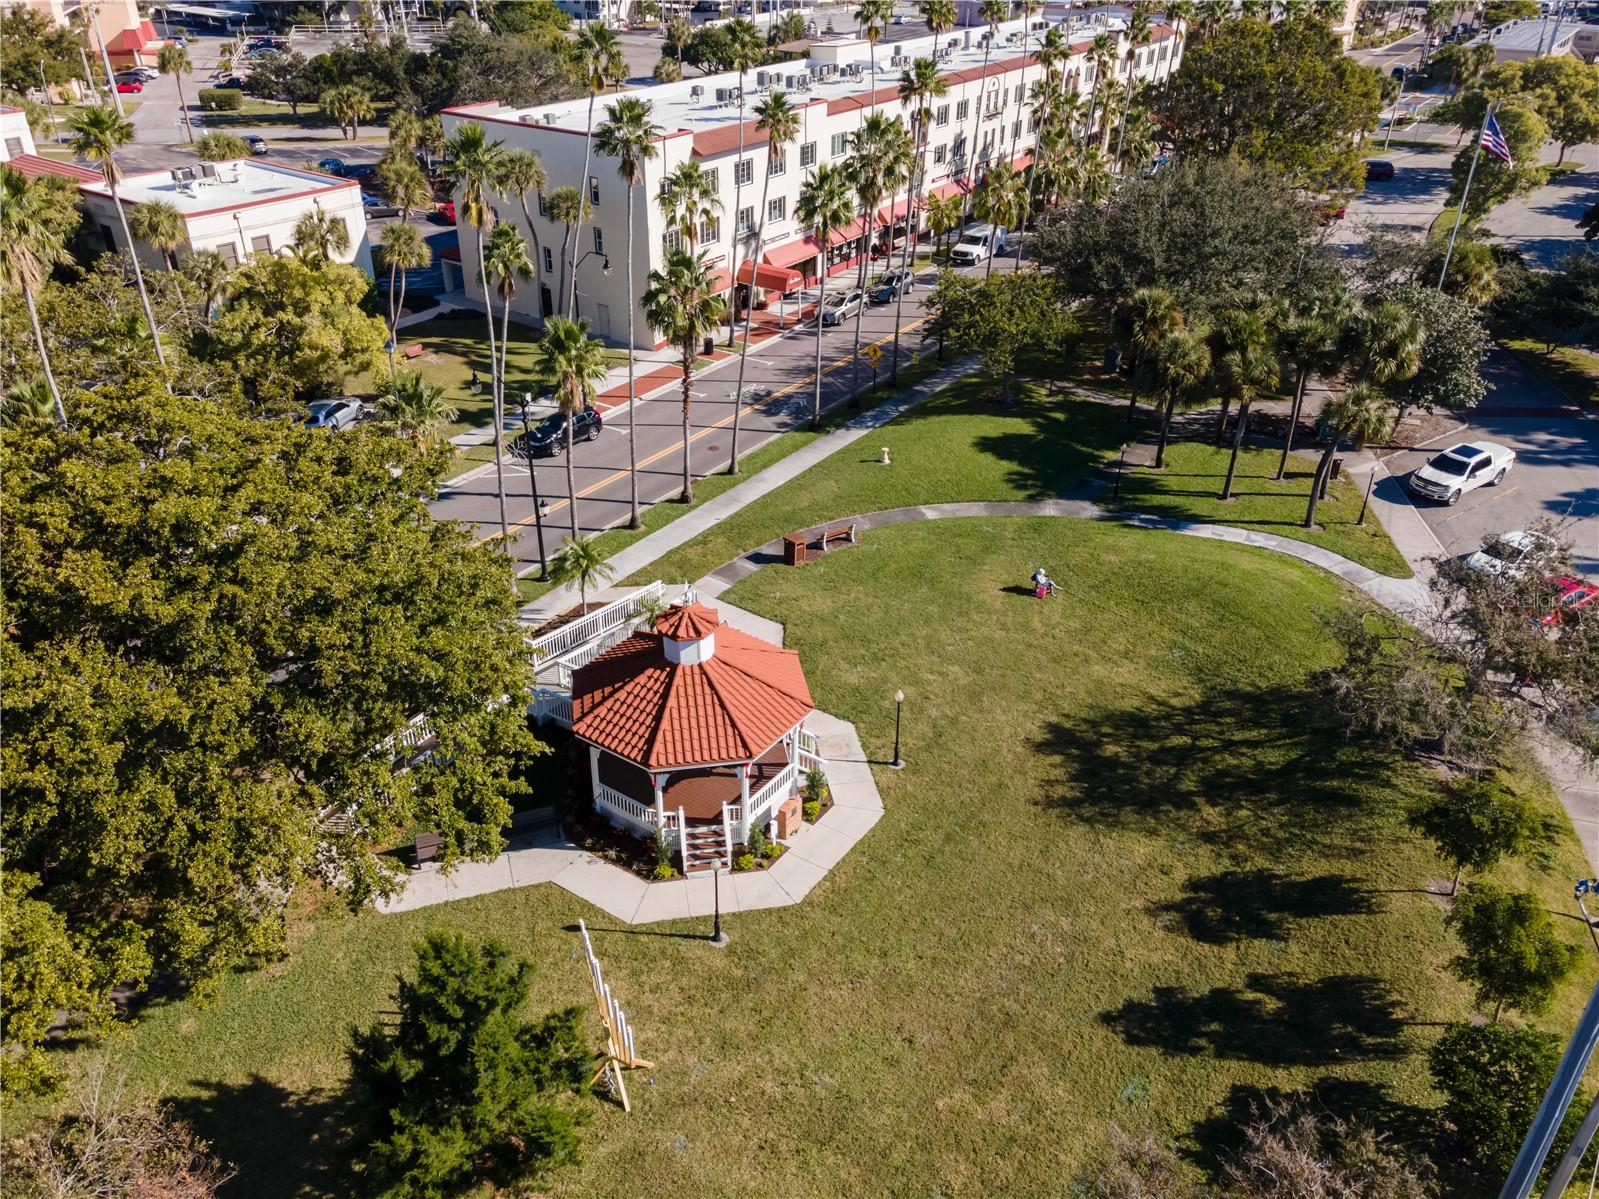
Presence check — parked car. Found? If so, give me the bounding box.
[115,81,143,93]
[243,134,269,156]
[1406,441,1515,505]
[317,156,346,175]
[1366,159,1396,182]
[134,66,160,81]
[949,223,1005,267]
[1464,529,1557,577]
[819,287,865,326]
[1537,576,1599,627]
[362,192,401,218]
[1311,200,1347,224]
[304,397,364,430]
[510,407,603,457]
[869,269,915,303]
[435,199,456,223]
[340,163,379,184]
[214,75,246,88]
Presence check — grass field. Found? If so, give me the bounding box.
[109,517,1593,1198]
[1110,440,1415,578]
[1502,336,1599,407]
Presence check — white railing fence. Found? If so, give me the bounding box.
[530,689,573,728]
[595,782,655,831]
[527,582,670,661]
[677,806,688,871]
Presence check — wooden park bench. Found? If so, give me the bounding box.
[782,522,858,566]
[413,831,441,869]
[402,343,426,360]
[821,523,857,552]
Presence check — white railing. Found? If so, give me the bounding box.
[746,761,799,834]
[529,689,572,728]
[721,804,734,869]
[677,806,688,871]
[542,623,639,688]
[527,582,668,661]
[596,782,655,832]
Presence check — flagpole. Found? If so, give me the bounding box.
[1438,99,1498,290]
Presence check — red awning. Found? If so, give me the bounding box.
[708,267,732,293]
[877,196,912,225]
[764,236,822,269]
[1010,152,1035,171]
[737,259,803,293]
[929,178,972,201]
[827,215,869,247]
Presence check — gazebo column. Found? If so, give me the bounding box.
[652,772,665,828]
[740,763,751,843]
[588,745,601,811]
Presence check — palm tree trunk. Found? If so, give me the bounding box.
[1154,395,1177,469]
[396,269,410,357]
[963,41,994,221]
[558,227,573,317]
[1220,399,1251,500]
[517,198,547,325]
[850,207,876,400]
[108,177,167,369]
[727,96,748,348]
[891,144,922,384]
[478,228,508,546]
[1304,427,1342,528]
[732,141,773,475]
[565,415,579,539]
[387,257,399,375]
[680,338,695,502]
[811,240,829,430]
[176,75,193,143]
[623,186,641,527]
[1275,365,1307,481]
[1125,352,1140,419]
[24,286,66,430]
[1215,396,1231,445]
[570,93,598,316]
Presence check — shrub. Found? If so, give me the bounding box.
[653,826,674,870]
[198,87,242,111]
[649,861,678,881]
[804,768,829,805]
[1429,1022,1580,1177]
[1448,882,1581,1021]
[764,842,784,861]
[746,821,767,859]
[733,853,756,872]
[803,800,820,823]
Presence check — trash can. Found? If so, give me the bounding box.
[703,335,715,356]
[782,533,808,566]
[1330,457,1344,481]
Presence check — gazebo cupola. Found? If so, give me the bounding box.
[657,603,718,665]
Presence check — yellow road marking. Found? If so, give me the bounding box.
[476,315,931,544]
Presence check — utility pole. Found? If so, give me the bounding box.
[86,3,124,117]
[39,58,58,142]
[1437,99,1497,289]
[78,45,100,106]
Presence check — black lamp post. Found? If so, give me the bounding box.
[572,251,612,322]
[710,865,729,947]
[890,689,905,769]
[518,391,550,580]
[1112,442,1127,500]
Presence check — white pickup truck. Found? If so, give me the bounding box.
[1405,441,1516,505]
[949,223,1007,267]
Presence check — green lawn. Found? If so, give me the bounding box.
[1110,440,1414,578]
[1502,336,1599,407]
[625,374,1129,588]
[197,98,393,133]
[110,518,1593,1197]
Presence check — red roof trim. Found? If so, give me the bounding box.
[7,154,102,182]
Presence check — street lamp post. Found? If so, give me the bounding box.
[709,866,730,946]
[890,689,905,769]
[518,391,550,580]
[571,251,612,324]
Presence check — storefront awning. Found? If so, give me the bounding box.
[708,266,733,293]
[929,178,972,201]
[764,236,823,269]
[737,259,803,293]
[826,215,869,247]
[1010,152,1035,171]
[877,196,912,225]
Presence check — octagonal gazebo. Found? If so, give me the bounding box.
[570,603,820,871]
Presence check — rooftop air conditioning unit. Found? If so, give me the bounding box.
[200,162,219,180]
[715,86,730,102]
[519,113,538,123]
[785,74,798,87]
[543,111,558,123]
[756,70,769,85]
[690,84,704,98]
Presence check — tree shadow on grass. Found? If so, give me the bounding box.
[1155,869,1379,945]
[1033,684,1417,857]
[972,400,1128,499]
[169,1075,358,1199]
[1100,971,1407,1068]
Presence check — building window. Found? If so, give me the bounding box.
[543,246,554,273]
[589,175,600,204]
[1011,119,1021,141]
[767,195,785,222]
[800,140,816,167]
[700,215,719,242]
[215,241,239,268]
[736,205,753,233]
[3,137,22,156]
[952,134,966,162]
[1014,83,1023,103]
[933,143,947,165]
[956,99,969,121]
[735,159,754,186]
[663,227,683,253]
[1159,42,1170,62]
[704,167,720,192]
[768,152,785,177]
[593,227,604,254]
[250,234,272,256]
[537,192,548,217]
[830,132,848,158]
[935,104,949,127]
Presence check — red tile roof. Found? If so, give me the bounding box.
[5,154,102,182]
[691,119,767,158]
[107,20,163,55]
[572,604,814,770]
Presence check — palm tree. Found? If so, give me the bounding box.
[854,0,895,107]
[1214,315,1280,501]
[417,115,445,174]
[290,208,351,261]
[961,0,1008,211]
[972,161,1026,279]
[194,131,252,162]
[1304,383,1394,528]
[485,223,535,565]
[444,121,510,544]
[847,113,911,397]
[321,84,375,142]
[920,0,957,40]
[569,25,624,316]
[378,369,457,448]
[0,168,67,427]
[387,108,423,158]
[641,249,729,503]
[925,190,962,261]
[157,44,195,144]
[1062,145,1113,206]
[796,163,854,430]
[665,13,691,69]
[1113,285,1182,419]
[1111,10,1151,168]
[379,155,432,221]
[67,106,164,369]
[894,56,945,381]
[729,89,798,473]
[1274,311,1343,481]
[2,375,58,428]
[181,249,233,327]
[1086,32,1116,151]
[497,148,550,321]
[536,316,612,540]
[547,533,616,613]
[1147,326,1213,470]
[593,98,661,525]
[657,160,721,251]
[547,186,590,316]
[1006,0,1042,175]
[723,18,768,347]
[129,199,186,270]
[379,222,431,373]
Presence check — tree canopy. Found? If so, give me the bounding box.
[1163,15,1383,192]
[926,270,1078,400]
[2,379,543,1089]
[1381,283,1490,415]
[0,7,82,93]
[1447,883,1582,1020]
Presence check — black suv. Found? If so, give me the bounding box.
[511,407,603,457]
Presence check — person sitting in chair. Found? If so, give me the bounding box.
[1032,567,1056,597]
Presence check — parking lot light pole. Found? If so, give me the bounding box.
[891,690,905,769]
[519,392,550,580]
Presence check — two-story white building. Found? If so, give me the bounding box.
[79,159,374,275]
[0,105,38,161]
[441,12,1182,348]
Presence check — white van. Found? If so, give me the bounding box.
[949,224,1006,267]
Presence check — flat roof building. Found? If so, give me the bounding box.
[79,159,373,274]
[0,105,38,161]
[1469,16,1589,61]
[441,12,1182,348]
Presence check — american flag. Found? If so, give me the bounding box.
[1480,112,1513,166]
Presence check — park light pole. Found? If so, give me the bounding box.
[709,866,729,947]
[518,391,550,580]
[890,690,905,769]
